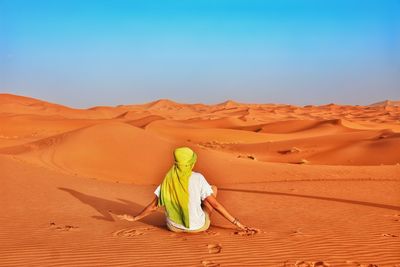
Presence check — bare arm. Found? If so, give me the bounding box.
[204,195,257,231]
[118,196,158,222]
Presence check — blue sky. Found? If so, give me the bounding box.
[0,0,399,107]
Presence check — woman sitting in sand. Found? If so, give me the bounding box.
[118,147,256,233]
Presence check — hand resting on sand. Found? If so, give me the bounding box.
[117,214,137,222]
[235,221,259,234]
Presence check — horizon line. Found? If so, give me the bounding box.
[1,92,398,110]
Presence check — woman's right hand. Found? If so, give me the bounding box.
[117,214,136,222]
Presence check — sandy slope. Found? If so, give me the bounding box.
[1,93,399,266]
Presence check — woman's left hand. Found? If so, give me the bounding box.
[117,214,136,222]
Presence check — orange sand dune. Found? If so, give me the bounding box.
[1,121,176,183]
[181,116,252,129]
[258,119,355,134]
[222,129,400,165]
[125,114,165,128]
[0,114,108,148]
[1,94,399,266]
[5,119,397,185]
[145,119,278,143]
[0,93,118,119]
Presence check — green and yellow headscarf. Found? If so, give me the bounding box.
[158,147,197,228]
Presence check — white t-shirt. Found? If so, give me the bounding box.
[154,171,213,231]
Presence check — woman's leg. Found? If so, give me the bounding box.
[166,222,185,233]
[202,185,218,215]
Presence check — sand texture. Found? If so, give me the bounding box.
[1,93,399,266]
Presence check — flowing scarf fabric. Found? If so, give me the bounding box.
[158,147,197,228]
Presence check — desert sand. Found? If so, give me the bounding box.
[1,93,399,266]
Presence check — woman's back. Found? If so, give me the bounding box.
[154,171,213,231]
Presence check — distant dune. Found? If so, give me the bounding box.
[369,100,400,107]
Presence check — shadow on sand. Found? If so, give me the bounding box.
[219,187,400,211]
[58,187,166,228]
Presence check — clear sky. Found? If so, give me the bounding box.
[0,0,399,108]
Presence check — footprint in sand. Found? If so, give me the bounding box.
[290,229,303,236]
[391,214,400,222]
[381,233,398,238]
[113,227,154,237]
[289,229,313,237]
[313,262,330,267]
[294,261,330,267]
[50,222,79,231]
[345,261,378,267]
[294,261,312,267]
[201,260,220,267]
[207,243,222,254]
[205,230,220,236]
[168,233,188,241]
